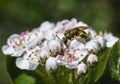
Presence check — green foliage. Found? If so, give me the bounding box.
[108,40,120,82]
[15,73,36,84]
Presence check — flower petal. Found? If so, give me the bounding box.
[16,57,29,70]
[2,45,15,55]
[16,57,38,70]
[65,61,79,69]
[11,50,25,57]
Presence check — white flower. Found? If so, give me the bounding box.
[2,31,39,57]
[55,18,77,33]
[87,54,98,67]
[39,21,55,32]
[46,57,57,73]
[57,40,88,69]
[2,34,25,56]
[48,39,63,56]
[103,32,119,48]
[69,40,88,61]
[21,31,39,48]
[95,35,105,49]
[63,52,79,69]
[76,62,87,76]
[61,50,87,69]
[16,46,41,70]
[86,40,100,54]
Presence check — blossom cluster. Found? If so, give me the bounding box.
[2,18,119,76]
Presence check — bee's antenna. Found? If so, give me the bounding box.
[56,35,62,41]
[56,34,67,48]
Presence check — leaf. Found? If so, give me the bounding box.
[108,40,120,82]
[93,47,113,82]
[15,73,36,84]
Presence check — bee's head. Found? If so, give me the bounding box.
[64,30,71,39]
[64,30,71,36]
[62,37,68,45]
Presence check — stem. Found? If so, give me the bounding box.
[34,69,45,77]
[72,69,75,84]
[52,73,60,84]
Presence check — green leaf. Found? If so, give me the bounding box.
[93,47,113,82]
[15,73,36,84]
[108,40,120,82]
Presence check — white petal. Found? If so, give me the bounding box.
[11,50,24,57]
[106,37,119,48]
[75,21,88,27]
[89,29,97,39]
[2,45,15,55]
[16,57,29,70]
[65,61,78,69]
[71,18,77,25]
[76,49,88,61]
[70,40,81,49]
[39,21,55,31]
[25,33,38,48]
[44,30,55,40]
[7,34,21,46]
[28,63,38,70]
[46,57,57,72]
[16,57,38,70]
[55,55,64,65]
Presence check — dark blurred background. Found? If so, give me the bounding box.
[0,0,120,83]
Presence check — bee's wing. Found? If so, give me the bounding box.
[78,26,89,30]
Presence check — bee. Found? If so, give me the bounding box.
[62,26,88,45]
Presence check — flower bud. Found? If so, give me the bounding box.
[40,50,49,62]
[76,62,87,76]
[95,36,105,49]
[46,57,57,73]
[86,40,100,54]
[87,54,98,67]
[48,39,63,56]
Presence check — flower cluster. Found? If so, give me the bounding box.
[2,18,119,76]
